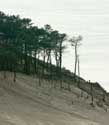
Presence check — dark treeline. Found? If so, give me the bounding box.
[0,11,82,89]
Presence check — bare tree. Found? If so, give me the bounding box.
[69,35,82,82]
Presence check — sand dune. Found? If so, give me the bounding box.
[0,72,108,125]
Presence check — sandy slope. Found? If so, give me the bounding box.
[0,88,98,125]
[0,72,108,125]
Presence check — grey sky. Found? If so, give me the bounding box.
[0,0,109,91]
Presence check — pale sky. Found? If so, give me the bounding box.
[0,0,109,91]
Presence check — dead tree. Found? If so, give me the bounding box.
[69,35,82,82]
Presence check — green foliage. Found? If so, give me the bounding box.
[0,11,82,89]
[0,11,68,76]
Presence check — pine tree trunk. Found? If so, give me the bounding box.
[13,71,16,82]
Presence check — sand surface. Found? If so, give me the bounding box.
[0,72,108,125]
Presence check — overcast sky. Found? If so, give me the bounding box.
[1,0,109,91]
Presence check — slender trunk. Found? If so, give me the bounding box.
[49,52,53,85]
[74,43,77,80]
[42,50,46,76]
[28,52,32,74]
[34,50,37,73]
[38,72,41,86]
[77,55,80,88]
[37,51,40,75]
[55,51,58,77]
[24,44,28,74]
[68,82,71,91]
[102,92,106,102]
[3,57,7,79]
[46,50,50,70]
[37,51,41,86]
[13,70,16,82]
[90,81,94,106]
[59,43,62,89]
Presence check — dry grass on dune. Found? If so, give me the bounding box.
[0,72,108,125]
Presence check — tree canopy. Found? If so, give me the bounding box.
[0,11,82,88]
